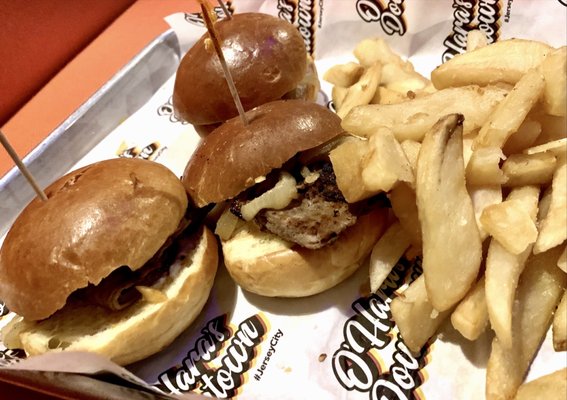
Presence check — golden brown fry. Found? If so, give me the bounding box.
[431,38,552,89]
[534,157,567,254]
[469,185,503,242]
[553,290,567,351]
[390,275,452,353]
[353,37,413,70]
[361,127,414,192]
[524,138,567,157]
[486,246,566,400]
[369,221,411,293]
[502,152,557,187]
[337,63,382,119]
[332,85,348,110]
[515,368,567,400]
[532,114,567,145]
[540,46,566,117]
[466,30,488,52]
[451,276,488,341]
[388,183,422,248]
[323,62,364,87]
[466,147,508,186]
[371,86,409,105]
[485,186,540,349]
[474,69,545,150]
[416,114,482,311]
[342,85,508,141]
[502,118,541,156]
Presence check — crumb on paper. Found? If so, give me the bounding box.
[283,366,292,373]
[318,353,327,362]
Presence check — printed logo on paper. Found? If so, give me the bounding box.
[355,0,407,36]
[116,141,165,161]
[183,1,235,26]
[443,0,502,62]
[277,0,322,56]
[157,96,188,125]
[155,313,282,398]
[331,258,429,400]
[0,301,8,318]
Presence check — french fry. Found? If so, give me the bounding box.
[486,246,566,400]
[416,114,482,311]
[371,86,409,105]
[388,183,422,248]
[332,86,348,110]
[558,245,567,273]
[532,114,567,145]
[484,186,540,348]
[342,85,508,141]
[369,221,411,293]
[451,276,488,341]
[431,38,552,89]
[502,118,541,155]
[553,290,567,351]
[469,185,503,241]
[399,140,421,174]
[390,275,452,353]
[466,29,488,52]
[323,62,365,87]
[466,147,508,186]
[473,69,546,150]
[502,152,557,187]
[524,138,567,157]
[361,127,414,192]
[515,368,567,400]
[353,37,413,70]
[480,198,539,255]
[329,136,374,203]
[337,62,382,119]
[381,63,431,94]
[534,157,567,254]
[539,46,566,117]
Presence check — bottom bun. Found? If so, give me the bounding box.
[3,226,218,366]
[222,208,388,297]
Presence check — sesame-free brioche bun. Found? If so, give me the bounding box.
[173,13,309,126]
[222,208,387,297]
[3,225,218,366]
[182,99,344,207]
[0,158,189,321]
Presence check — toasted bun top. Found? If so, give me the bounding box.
[173,13,307,125]
[0,158,188,321]
[182,99,344,207]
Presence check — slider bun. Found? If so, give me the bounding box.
[173,13,307,125]
[183,99,343,207]
[4,226,218,366]
[0,158,188,321]
[222,208,388,297]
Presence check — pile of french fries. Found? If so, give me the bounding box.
[325,33,566,399]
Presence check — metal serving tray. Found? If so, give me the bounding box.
[0,29,182,238]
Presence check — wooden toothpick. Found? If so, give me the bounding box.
[199,0,248,125]
[0,130,48,201]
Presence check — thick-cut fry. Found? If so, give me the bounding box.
[369,221,411,293]
[540,46,566,117]
[466,30,488,52]
[329,136,374,203]
[388,183,422,248]
[390,275,452,353]
[323,62,364,87]
[371,86,409,105]
[466,147,507,186]
[451,276,488,341]
[431,38,552,89]
[485,186,540,349]
[553,290,567,351]
[337,63,382,119]
[361,127,414,192]
[381,63,430,94]
[558,245,567,273]
[515,368,567,400]
[469,185,503,241]
[502,118,541,155]
[353,37,413,70]
[474,69,546,150]
[400,140,421,174]
[486,246,566,400]
[502,152,557,187]
[416,114,482,311]
[480,199,539,255]
[534,157,567,254]
[332,86,348,110]
[342,85,508,141]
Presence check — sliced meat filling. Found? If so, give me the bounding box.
[231,161,358,250]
